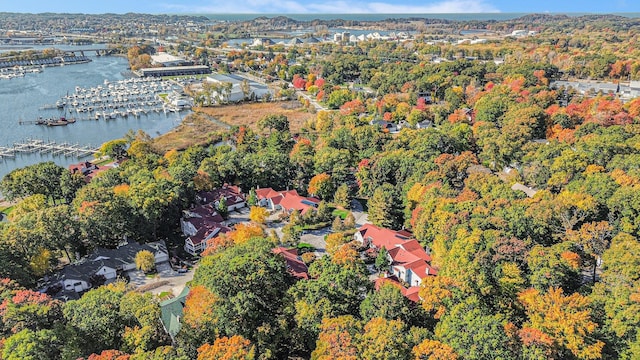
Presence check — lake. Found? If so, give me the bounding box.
[0,46,186,180]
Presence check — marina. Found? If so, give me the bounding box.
[0,52,188,179]
[35,77,192,123]
[0,139,98,160]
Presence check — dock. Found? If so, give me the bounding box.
[0,146,16,159]
[0,139,99,160]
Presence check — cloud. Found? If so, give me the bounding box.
[159,0,500,14]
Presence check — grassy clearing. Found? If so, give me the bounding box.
[194,101,315,134]
[0,203,15,216]
[332,209,349,219]
[153,101,315,153]
[152,112,227,153]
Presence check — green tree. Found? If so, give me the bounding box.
[257,114,290,133]
[246,189,258,206]
[435,296,511,360]
[2,329,61,360]
[97,138,129,160]
[127,173,177,241]
[375,247,390,272]
[315,201,333,223]
[191,238,294,357]
[119,291,169,353]
[0,162,67,203]
[37,204,81,262]
[326,89,354,109]
[590,233,640,358]
[289,254,371,354]
[135,250,156,273]
[130,346,189,360]
[527,242,582,293]
[368,183,404,230]
[333,183,352,209]
[0,289,62,336]
[63,282,127,356]
[360,282,427,328]
[216,196,229,219]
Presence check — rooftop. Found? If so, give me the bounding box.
[160,286,190,339]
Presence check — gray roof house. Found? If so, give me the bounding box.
[44,241,169,296]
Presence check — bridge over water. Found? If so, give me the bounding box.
[64,48,113,56]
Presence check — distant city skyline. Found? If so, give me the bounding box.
[2,0,638,15]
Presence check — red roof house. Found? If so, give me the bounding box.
[355,224,437,299]
[256,188,319,215]
[273,247,309,279]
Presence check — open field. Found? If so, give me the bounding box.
[152,112,227,153]
[194,101,315,134]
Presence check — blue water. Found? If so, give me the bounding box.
[0,45,185,179]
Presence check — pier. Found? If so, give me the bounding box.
[0,139,99,160]
[0,56,92,70]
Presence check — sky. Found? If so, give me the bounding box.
[1,0,638,15]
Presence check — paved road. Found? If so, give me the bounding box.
[127,262,194,297]
[296,90,327,111]
[301,227,332,257]
[350,199,369,227]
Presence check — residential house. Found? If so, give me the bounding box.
[256,188,320,215]
[273,247,309,280]
[69,160,118,183]
[416,120,433,129]
[182,186,242,255]
[370,119,398,132]
[184,221,230,256]
[196,185,246,211]
[45,241,169,295]
[160,286,190,343]
[354,224,437,301]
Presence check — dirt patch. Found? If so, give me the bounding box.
[152,112,227,153]
[135,280,170,292]
[195,101,315,134]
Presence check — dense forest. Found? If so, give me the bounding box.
[1,13,640,360]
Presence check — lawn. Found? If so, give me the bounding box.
[332,208,349,219]
[0,202,15,217]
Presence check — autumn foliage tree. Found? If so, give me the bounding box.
[308,173,334,200]
[518,287,604,360]
[311,316,361,360]
[248,206,269,225]
[413,339,459,360]
[197,335,255,360]
[135,250,156,273]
